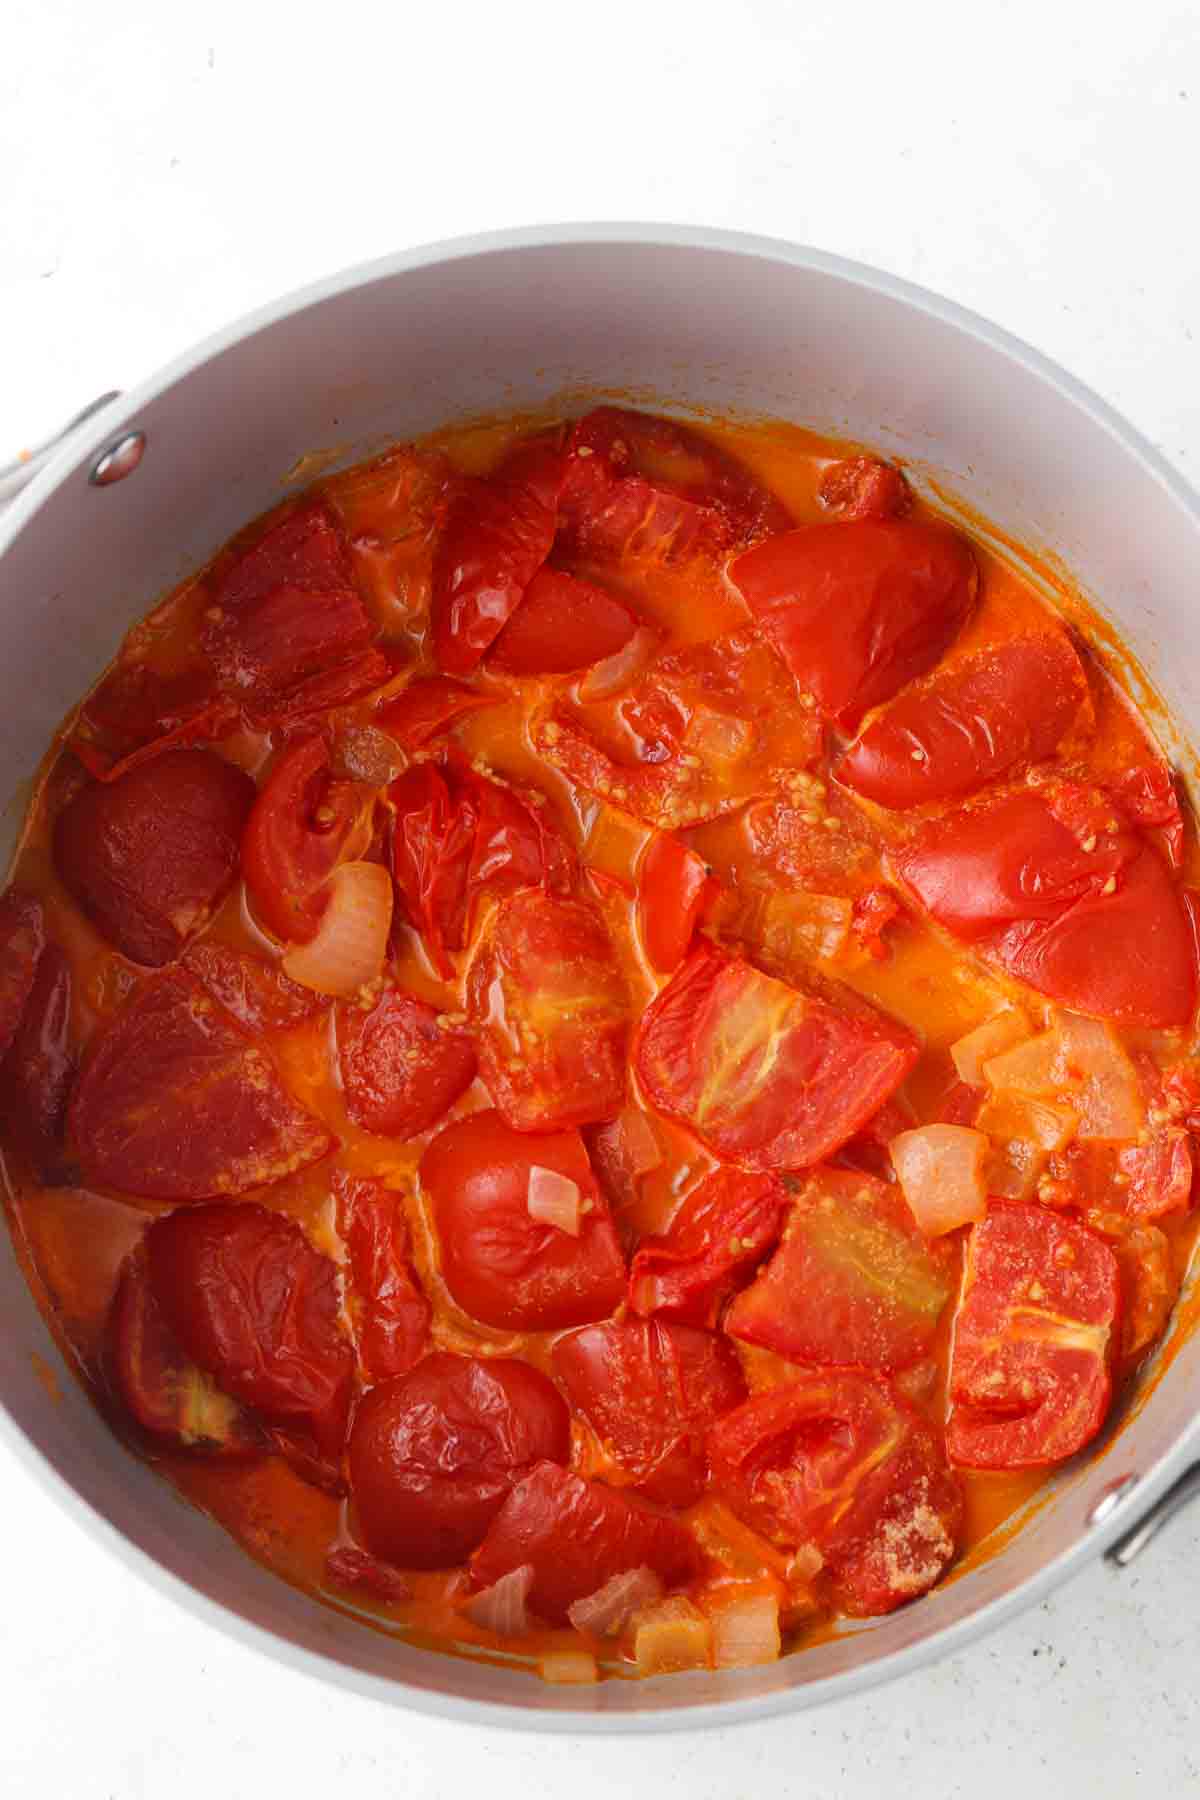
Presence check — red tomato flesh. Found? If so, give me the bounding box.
[335,1172,431,1380]
[628,1167,788,1327]
[242,735,376,945]
[377,676,502,750]
[337,988,476,1139]
[0,942,76,1183]
[637,833,718,974]
[182,942,329,1033]
[0,891,46,1063]
[817,457,910,521]
[488,568,640,675]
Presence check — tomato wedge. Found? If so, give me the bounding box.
[70,968,333,1201]
[628,1168,788,1326]
[182,942,329,1032]
[0,891,45,1062]
[636,834,718,975]
[337,988,477,1139]
[376,676,502,751]
[421,1110,626,1330]
[730,518,978,727]
[242,736,376,946]
[470,1460,702,1623]
[725,1168,952,1370]
[553,1316,746,1506]
[707,1373,963,1614]
[837,633,1092,808]
[634,941,919,1169]
[0,942,76,1183]
[488,569,640,675]
[54,749,255,968]
[335,1172,431,1380]
[347,1353,570,1567]
[817,457,910,521]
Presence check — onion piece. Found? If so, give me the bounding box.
[890,1124,989,1236]
[577,624,660,701]
[951,1009,1030,1086]
[711,1592,782,1669]
[757,889,852,963]
[464,1564,534,1635]
[976,1091,1080,1197]
[614,1107,662,1179]
[527,1165,583,1235]
[539,1651,599,1685]
[633,1597,713,1675]
[982,1012,1144,1142]
[282,861,393,997]
[567,1566,664,1636]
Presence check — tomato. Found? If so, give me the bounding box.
[145,1201,355,1460]
[335,1172,431,1379]
[0,890,45,1061]
[323,1546,411,1604]
[1086,1211,1178,1360]
[1106,758,1185,867]
[893,789,1197,1028]
[202,501,382,719]
[377,676,501,750]
[467,890,628,1132]
[628,1168,787,1326]
[54,749,255,967]
[553,1316,746,1506]
[636,833,718,974]
[488,568,640,675]
[634,941,919,1169]
[730,518,978,727]
[0,943,76,1183]
[72,662,238,782]
[347,1352,570,1567]
[946,1201,1120,1469]
[1118,1129,1194,1220]
[431,438,565,674]
[181,942,329,1032]
[70,968,333,1201]
[725,1168,952,1370]
[108,1250,263,1455]
[242,736,376,946]
[420,1110,626,1330]
[337,989,476,1139]
[708,1374,962,1615]
[470,1460,701,1623]
[837,633,1092,809]
[817,457,910,520]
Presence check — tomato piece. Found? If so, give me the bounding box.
[70,968,333,1201]
[335,1172,431,1380]
[488,568,640,675]
[470,1461,702,1623]
[894,790,1197,1028]
[553,1317,746,1506]
[730,519,978,727]
[54,749,255,967]
[467,890,629,1131]
[946,1200,1120,1469]
[347,1352,569,1567]
[337,989,476,1139]
[637,833,718,974]
[707,1373,962,1615]
[0,890,45,1061]
[242,736,376,946]
[837,633,1092,808]
[72,662,239,782]
[421,1110,626,1330]
[145,1201,355,1459]
[324,1546,411,1604]
[377,676,501,750]
[725,1168,952,1370]
[634,941,919,1169]
[108,1249,263,1455]
[851,885,904,962]
[628,1168,787,1326]
[202,502,379,718]
[1086,1211,1178,1360]
[181,941,328,1032]
[1105,757,1185,867]
[1118,1128,1194,1220]
[817,457,910,521]
[431,438,565,674]
[0,942,76,1183]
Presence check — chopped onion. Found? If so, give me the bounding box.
[633,1597,713,1675]
[578,624,660,700]
[976,1091,1080,1197]
[711,1592,782,1669]
[890,1124,989,1236]
[982,1029,1058,1093]
[567,1566,664,1636]
[951,1009,1030,1086]
[982,1012,1143,1142]
[464,1564,534,1635]
[527,1165,583,1235]
[282,861,393,997]
[615,1107,662,1178]
[758,889,852,963]
[538,1651,599,1685]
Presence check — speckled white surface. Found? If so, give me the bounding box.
[4,1,1200,1792]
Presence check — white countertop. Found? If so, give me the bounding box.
[5,1,1200,1791]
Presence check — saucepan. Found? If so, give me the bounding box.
[1,223,1199,1730]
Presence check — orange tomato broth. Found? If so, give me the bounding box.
[3,405,1198,1681]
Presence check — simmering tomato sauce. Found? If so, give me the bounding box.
[3,406,1199,1682]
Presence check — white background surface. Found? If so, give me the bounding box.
[4,1,1200,1793]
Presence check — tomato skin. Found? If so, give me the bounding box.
[182,942,329,1033]
[145,1201,356,1460]
[837,633,1092,809]
[947,1201,1120,1470]
[730,518,977,726]
[337,989,477,1139]
[488,568,639,675]
[0,942,76,1183]
[377,676,501,750]
[72,662,238,782]
[553,1316,746,1506]
[70,968,333,1201]
[725,1168,952,1371]
[0,891,46,1062]
[470,1460,702,1623]
[467,890,629,1133]
[335,1172,431,1380]
[54,749,255,968]
[707,1372,963,1615]
[324,1545,411,1604]
[242,736,376,946]
[634,941,918,1170]
[347,1352,570,1568]
[817,457,910,521]
[421,1110,626,1331]
[637,834,718,975]
[628,1168,787,1327]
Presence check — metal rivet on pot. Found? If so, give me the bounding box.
[89,431,146,487]
[1087,1474,1138,1527]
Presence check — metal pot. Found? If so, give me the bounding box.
[1,224,1198,1731]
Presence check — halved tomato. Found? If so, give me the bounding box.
[628,1168,788,1326]
[0,942,76,1183]
[0,891,45,1062]
[488,568,640,675]
[636,833,718,975]
[242,736,376,945]
[337,988,477,1139]
[182,942,329,1033]
[335,1172,431,1380]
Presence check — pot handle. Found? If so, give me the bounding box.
[1107,1461,1200,1567]
[0,391,123,508]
